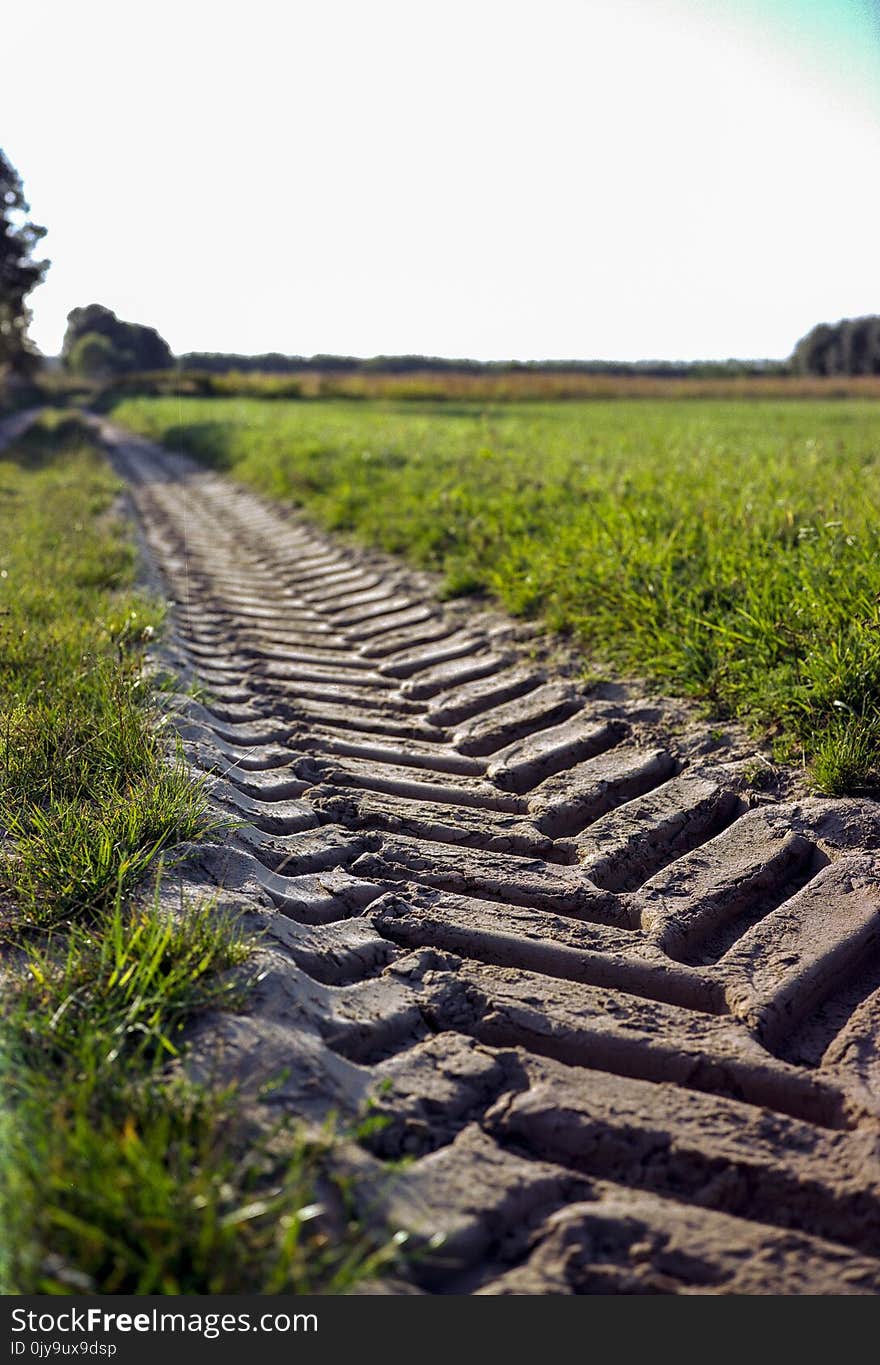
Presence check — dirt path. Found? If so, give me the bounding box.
[99,418,880,1294]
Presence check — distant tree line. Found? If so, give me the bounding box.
[56,300,880,384]
[178,351,788,379]
[62,304,173,377]
[791,316,880,376]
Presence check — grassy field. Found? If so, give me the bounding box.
[0,416,388,1293]
[113,395,880,793]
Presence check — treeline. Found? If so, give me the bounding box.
[56,300,880,389]
[792,316,880,376]
[179,351,788,379]
[179,321,880,379]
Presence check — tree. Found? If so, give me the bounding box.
[66,331,127,380]
[792,316,880,376]
[62,304,173,374]
[0,149,49,378]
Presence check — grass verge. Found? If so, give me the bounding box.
[111,395,880,793]
[0,416,392,1293]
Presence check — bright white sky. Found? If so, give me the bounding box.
[3,0,879,361]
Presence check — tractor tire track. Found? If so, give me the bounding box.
[99,418,880,1295]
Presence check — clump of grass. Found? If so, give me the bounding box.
[3,880,395,1295]
[810,715,880,797]
[3,774,210,931]
[9,883,252,1071]
[112,395,880,792]
[3,1061,394,1295]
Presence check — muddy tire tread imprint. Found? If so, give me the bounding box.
[99,420,880,1296]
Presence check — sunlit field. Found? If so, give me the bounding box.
[113,396,880,793]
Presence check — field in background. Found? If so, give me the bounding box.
[112,396,880,792]
[92,370,880,404]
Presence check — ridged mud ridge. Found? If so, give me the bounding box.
[100,419,880,1295]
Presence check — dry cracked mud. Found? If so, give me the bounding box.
[96,417,880,1296]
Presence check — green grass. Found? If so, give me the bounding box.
[4,1049,394,1294]
[0,416,394,1294]
[0,415,209,927]
[112,395,880,792]
[3,876,394,1294]
[13,886,251,1071]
